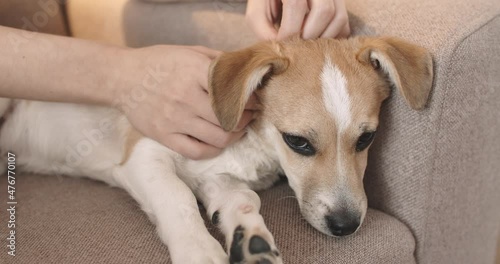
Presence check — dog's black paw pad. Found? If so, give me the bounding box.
[249,235,271,254]
[229,225,245,264]
[229,225,281,264]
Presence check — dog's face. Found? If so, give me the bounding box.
[209,37,433,237]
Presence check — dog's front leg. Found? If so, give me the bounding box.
[114,139,227,264]
[197,176,282,264]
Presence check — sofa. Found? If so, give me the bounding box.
[0,0,499,263]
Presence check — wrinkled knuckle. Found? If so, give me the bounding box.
[172,89,189,104]
[170,94,182,106]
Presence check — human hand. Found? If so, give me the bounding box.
[246,0,350,41]
[116,45,256,160]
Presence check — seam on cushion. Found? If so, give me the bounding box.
[417,13,500,264]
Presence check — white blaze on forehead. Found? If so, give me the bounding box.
[321,57,351,131]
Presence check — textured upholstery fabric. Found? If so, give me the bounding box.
[0,174,416,264]
[415,17,500,264]
[0,0,68,35]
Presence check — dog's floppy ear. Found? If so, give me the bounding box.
[209,42,289,131]
[357,37,434,110]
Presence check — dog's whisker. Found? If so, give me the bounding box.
[278,195,314,208]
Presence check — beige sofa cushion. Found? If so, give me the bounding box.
[0,174,416,264]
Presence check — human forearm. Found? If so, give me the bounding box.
[0,25,126,106]
[0,25,255,159]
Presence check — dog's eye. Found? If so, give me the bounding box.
[356,132,376,152]
[282,133,316,156]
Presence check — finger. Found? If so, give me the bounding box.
[194,86,257,129]
[252,19,279,40]
[234,110,255,132]
[277,0,309,40]
[246,1,279,40]
[337,23,351,38]
[194,53,214,93]
[184,117,245,148]
[166,133,222,160]
[190,86,221,126]
[244,94,259,110]
[228,130,247,145]
[302,0,335,39]
[320,0,349,38]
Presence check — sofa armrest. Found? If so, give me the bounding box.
[351,1,500,264]
[66,0,500,263]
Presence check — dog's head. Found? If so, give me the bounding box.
[209,37,433,237]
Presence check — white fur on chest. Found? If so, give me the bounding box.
[178,123,282,191]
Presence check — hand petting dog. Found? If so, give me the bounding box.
[246,0,350,40]
[118,46,257,160]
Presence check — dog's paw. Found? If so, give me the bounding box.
[229,225,282,264]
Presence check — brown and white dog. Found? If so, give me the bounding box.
[0,36,432,264]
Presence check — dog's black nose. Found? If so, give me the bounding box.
[325,209,360,237]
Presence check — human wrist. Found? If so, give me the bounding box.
[100,45,137,110]
[106,46,169,113]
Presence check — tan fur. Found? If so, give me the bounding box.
[209,42,289,131]
[120,127,143,165]
[356,37,434,110]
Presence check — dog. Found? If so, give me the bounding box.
[0,36,432,264]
